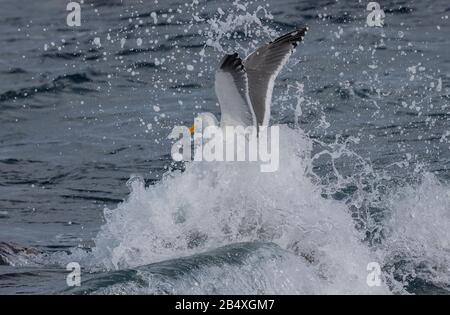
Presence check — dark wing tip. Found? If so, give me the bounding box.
[218,53,245,72]
[270,27,308,48]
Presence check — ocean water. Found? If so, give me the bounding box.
[0,0,449,294]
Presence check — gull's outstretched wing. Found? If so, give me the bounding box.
[245,27,308,126]
[215,53,256,127]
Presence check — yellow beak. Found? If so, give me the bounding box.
[189,125,195,135]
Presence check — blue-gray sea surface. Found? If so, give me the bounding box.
[0,0,449,294]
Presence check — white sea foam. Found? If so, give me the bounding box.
[66,126,388,294]
[379,173,450,291]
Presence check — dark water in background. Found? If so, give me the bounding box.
[0,0,449,294]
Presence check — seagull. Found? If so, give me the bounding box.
[190,27,308,134]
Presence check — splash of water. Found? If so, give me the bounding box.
[379,173,450,291]
[60,126,388,294]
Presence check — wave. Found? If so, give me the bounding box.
[379,173,450,292]
[36,122,445,294]
[63,242,386,295]
[44,125,390,294]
